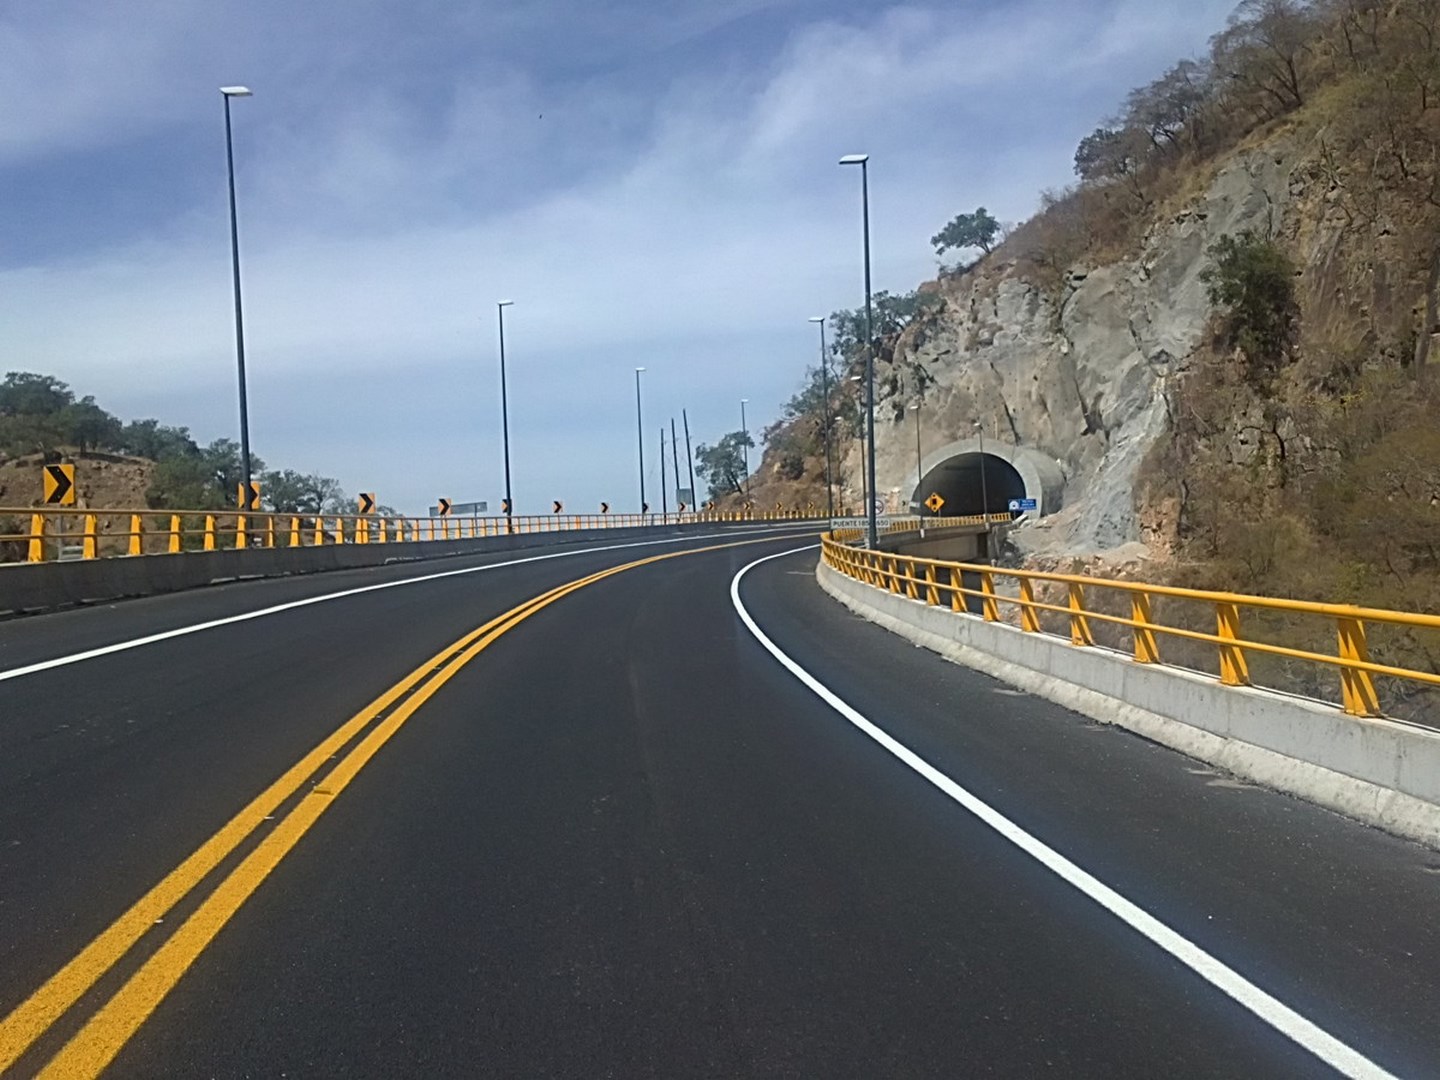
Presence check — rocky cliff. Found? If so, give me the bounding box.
[841,136,1298,557]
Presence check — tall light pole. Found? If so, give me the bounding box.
[740,398,751,503]
[848,374,866,511]
[975,419,990,530]
[840,152,877,548]
[497,300,515,519]
[910,401,923,513]
[682,409,697,513]
[809,315,834,520]
[221,86,254,497]
[634,368,647,514]
[670,417,682,512]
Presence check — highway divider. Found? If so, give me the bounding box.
[817,535,1440,848]
[0,521,813,617]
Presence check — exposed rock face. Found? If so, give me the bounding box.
[850,139,1298,555]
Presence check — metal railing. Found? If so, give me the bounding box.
[826,513,1012,544]
[821,534,1440,721]
[0,507,826,565]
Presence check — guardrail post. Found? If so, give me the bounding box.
[1018,579,1040,632]
[289,517,301,547]
[1132,592,1159,663]
[82,514,98,559]
[981,570,999,622]
[950,566,964,612]
[1067,582,1094,646]
[235,515,248,550]
[357,517,369,545]
[334,517,346,544]
[28,513,47,562]
[313,516,325,546]
[924,563,939,606]
[905,560,919,600]
[168,515,182,553]
[128,514,144,556]
[1336,616,1381,716]
[264,516,275,548]
[1215,602,1251,686]
[886,556,900,594]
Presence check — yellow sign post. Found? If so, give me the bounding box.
[42,464,76,506]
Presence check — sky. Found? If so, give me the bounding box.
[1,0,1239,515]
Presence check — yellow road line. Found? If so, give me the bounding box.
[5,534,786,1078]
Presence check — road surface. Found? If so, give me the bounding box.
[1,527,1436,1078]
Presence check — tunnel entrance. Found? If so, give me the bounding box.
[912,453,1027,518]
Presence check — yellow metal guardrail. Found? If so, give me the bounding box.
[827,513,1012,544]
[821,534,1440,720]
[1,507,825,564]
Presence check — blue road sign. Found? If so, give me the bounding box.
[1008,498,1038,512]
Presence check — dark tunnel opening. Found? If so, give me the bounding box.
[912,453,1027,517]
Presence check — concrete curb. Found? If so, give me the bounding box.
[817,561,1440,849]
[0,523,768,617]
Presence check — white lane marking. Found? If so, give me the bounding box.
[730,546,1397,1080]
[0,527,813,684]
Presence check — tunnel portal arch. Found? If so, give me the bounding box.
[908,439,1064,518]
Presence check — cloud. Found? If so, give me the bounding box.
[0,0,1237,513]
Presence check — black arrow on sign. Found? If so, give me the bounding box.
[642,502,649,514]
[501,498,512,515]
[437,498,452,516]
[553,501,563,514]
[358,493,375,514]
[600,502,609,514]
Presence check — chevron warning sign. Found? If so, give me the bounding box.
[358,492,376,514]
[237,481,261,511]
[42,464,75,506]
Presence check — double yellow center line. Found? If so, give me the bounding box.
[0,534,784,1078]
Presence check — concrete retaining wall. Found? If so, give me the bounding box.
[818,560,1440,849]
[0,523,757,617]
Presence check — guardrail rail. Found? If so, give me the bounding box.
[821,533,1440,722]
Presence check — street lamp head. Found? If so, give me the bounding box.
[497,299,514,307]
[838,153,869,165]
[220,86,253,97]
[909,402,921,411]
[741,398,749,404]
[809,316,825,324]
[635,366,646,373]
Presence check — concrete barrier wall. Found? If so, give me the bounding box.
[0,523,773,617]
[818,560,1440,849]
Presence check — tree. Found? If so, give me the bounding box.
[694,431,753,498]
[58,397,123,454]
[1200,230,1298,378]
[120,419,199,462]
[1209,0,1319,118]
[0,372,74,417]
[931,207,1000,258]
[1123,60,1212,151]
[261,469,346,514]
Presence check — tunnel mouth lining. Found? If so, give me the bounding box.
[911,452,1028,517]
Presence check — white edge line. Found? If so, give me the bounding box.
[0,525,813,684]
[730,545,1396,1080]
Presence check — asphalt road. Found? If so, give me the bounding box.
[1,532,1436,1078]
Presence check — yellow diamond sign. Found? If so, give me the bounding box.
[924,492,945,514]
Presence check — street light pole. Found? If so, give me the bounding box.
[634,368,647,515]
[740,398,750,503]
[660,426,669,520]
[670,417,682,512]
[910,401,922,512]
[848,374,866,512]
[975,420,990,530]
[497,300,514,521]
[810,315,834,521]
[682,408,697,513]
[221,86,254,497]
[840,153,877,547]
